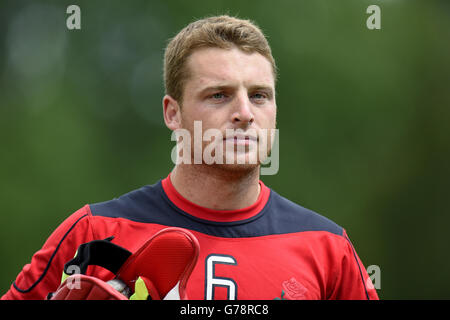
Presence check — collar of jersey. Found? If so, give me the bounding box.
[161,174,270,223]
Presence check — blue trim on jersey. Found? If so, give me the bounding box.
[89,180,343,238]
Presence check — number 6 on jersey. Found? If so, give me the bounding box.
[205,254,238,300]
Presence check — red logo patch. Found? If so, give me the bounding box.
[281,277,307,300]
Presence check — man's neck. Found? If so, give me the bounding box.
[169,164,261,211]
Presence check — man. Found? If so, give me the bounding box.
[2,15,378,300]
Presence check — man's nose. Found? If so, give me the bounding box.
[231,92,255,126]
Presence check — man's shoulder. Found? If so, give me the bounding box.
[267,189,344,237]
[88,180,168,222]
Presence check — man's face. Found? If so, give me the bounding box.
[176,46,277,171]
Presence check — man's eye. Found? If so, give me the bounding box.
[211,93,226,99]
[251,93,267,100]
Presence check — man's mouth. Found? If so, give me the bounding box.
[223,134,258,145]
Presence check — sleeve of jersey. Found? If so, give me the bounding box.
[1,205,95,300]
[329,230,379,300]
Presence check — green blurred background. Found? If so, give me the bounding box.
[1,0,449,299]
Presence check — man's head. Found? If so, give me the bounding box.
[163,15,277,172]
[163,15,277,104]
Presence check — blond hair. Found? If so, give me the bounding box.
[163,15,277,103]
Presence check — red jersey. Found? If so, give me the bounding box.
[2,175,378,300]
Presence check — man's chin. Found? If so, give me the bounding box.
[207,162,260,173]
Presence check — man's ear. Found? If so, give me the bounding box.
[163,95,182,131]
